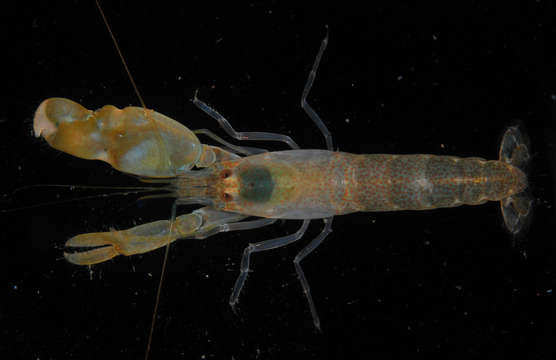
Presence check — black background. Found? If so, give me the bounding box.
[5,1,556,359]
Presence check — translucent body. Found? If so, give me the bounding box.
[34,97,531,336]
[33,99,530,264]
[176,150,527,219]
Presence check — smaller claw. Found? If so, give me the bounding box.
[64,232,124,265]
[63,207,249,266]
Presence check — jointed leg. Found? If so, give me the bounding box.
[193,128,267,155]
[192,92,300,149]
[229,220,311,309]
[301,28,333,151]
[293,216,333,331]
[193,217,278,241]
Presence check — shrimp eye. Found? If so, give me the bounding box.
[220,169,232,179]
[223,192,233,201]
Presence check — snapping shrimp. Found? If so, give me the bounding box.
[33,32,532,331]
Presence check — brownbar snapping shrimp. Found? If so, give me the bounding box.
[33,31,532,331]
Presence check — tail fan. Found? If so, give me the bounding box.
[498,126,533,235]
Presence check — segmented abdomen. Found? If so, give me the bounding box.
[352,154,526,212]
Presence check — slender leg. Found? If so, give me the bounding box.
[196,217,278,239]
[293,217,333,331]
[229,220,311,309]
[192,92,300,149]
[193,128,267,155]
[225,218,278,232]
[301,28,334,151]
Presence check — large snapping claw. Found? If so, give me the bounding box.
[33,98,210,177]
[64,207,247,265]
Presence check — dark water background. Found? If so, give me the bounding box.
[5,1,556,359]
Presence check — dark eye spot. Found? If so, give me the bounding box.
[223,192,232,201]
[238,166,274,203]
[220,169,232,179]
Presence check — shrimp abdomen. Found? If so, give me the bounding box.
[353,154,527,212]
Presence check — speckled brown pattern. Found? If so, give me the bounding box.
[210,150,526,219]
